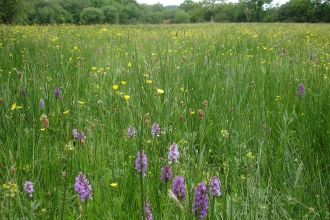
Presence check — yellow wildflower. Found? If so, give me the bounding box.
[157,89,164,94]
[110,183,118,188]
[221,129,229,137]
[65,141,75,151]
[146,80,152,84]
[11,103,22,110]
[78,101,85,105]
[113,85,119,90]
[63,110,70,115]
[121,81,127,85]
[246,151,255,159]
[124,95,130,100]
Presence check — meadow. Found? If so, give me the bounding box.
[0,23,329,219]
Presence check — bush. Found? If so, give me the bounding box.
[80,7,104,24]
[152,11,164,24]
[174,10,190,23]
[101,5,119,24]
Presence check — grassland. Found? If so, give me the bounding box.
[0,23,329,219]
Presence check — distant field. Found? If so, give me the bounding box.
[0,23,329,219]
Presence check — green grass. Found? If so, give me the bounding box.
[0,23,329,219]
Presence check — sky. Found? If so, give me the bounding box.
[136,0,288,7]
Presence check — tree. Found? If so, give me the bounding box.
[174,10,190,23]
[27,0,73,24]
[123,3,144,24]
[162,8,178,21]
[213,2,236,22]
[278,0,314,22]
[101,5,119,24]
[179,0,196,12]
[38,6,55,23]
[80,7,104,24]
[322,0,330,22]
[152,3,164,12]
[152,11,164,23]
[139,4,154,23]
[189,3,207,22]
[57,0,91,23]
[200,0,221,20]
[250,0,272,22]
[0,0,36,23]
[112,2,128,24]
[263,4,279,22]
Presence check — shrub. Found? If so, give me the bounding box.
[174,10,190,23]
[101,5,119,24]
[80,7,104,24]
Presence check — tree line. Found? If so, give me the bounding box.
[0,0,329,24]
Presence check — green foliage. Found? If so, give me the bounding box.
[179,0,196,12]
[27,1,74,24]
[189,6,207,23]
[101,5,119,24]
[2,0,330,24]
[152,11,165,24]
[250,0,273,22]
[123,3,144,24]
[324,4,330,22]
[152,3,164,12]
[262,6,279,22]
[162,8,178,21]
[80,7,104,24]
[0,0,36,23]
[213,3,236,22]
[277,0,327,22]
[174,10,190,23]
[57,0,92,23]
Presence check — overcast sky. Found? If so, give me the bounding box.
[137,0,288,7]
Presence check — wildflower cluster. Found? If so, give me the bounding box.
[160,165,172,182]
[24,181,34,197]
[193,182,209,219]
[74,172,93,202]
[72,129,86,143]
[172,176,186,200]
[168,143,179,164]
[39,99,45,110]
[127,126,136,138]
[2,181,19,198]
[209,176,221,196]
[151,123,161,136]
[135,150,148,177]
[297,83,305,98]
[144,200,153,220]
[54,87,61,99]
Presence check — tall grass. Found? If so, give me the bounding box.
[0,23,329,219]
